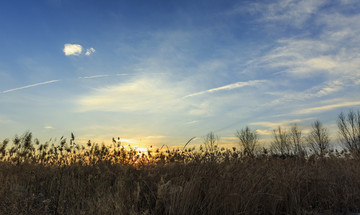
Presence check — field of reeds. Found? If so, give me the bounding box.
[1,110,360,215]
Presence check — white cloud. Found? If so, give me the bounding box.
[85,47,96,56]
[63,44,95,56]
[63,44,83,56]
[183,80,266,98]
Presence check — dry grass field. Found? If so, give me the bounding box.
[1,110,360,214]
[0,136,360,214]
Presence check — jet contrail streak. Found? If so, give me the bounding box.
[78,75,110,79]
[183,80,266,98]
[0,80,60,94]
[1,73,131,94]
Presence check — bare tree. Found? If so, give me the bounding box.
[306,120,330,156]
[289,124,305,156]
[270,126,292,156]
[337,110,360,154]
[203,132,218,152]
[235,126,258,157]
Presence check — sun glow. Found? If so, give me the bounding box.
[134,147,148,153]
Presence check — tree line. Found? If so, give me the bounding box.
[203,110,360,157]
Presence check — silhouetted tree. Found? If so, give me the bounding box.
[270,126,292,156]
[235,126,258,157]
[289,124,305,156]
[337,110,360,154]
[203,132,218,152]
[306,120,330,156]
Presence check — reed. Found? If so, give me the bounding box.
[1,110,360,214]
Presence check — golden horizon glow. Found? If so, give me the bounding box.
[134,147,148,152]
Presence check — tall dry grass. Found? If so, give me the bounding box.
[1,132,360,214]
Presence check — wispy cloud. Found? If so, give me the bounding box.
[241,1,360,118]
[249,118,314,136]
[85,47,96,56]
[185,120,199,125]
[183,80,266,98]
[257,39,337,76]
[239,0,359,82]
[120,138,137,144]
[0,115,14,124]
[250,119,306,129]
[0,80,60,94]
[255,129,272,135]
[77,77,186,113]
[294,101,360,115]
[63,44,82,56]
[230,0,327,28]
[268,80,346,104]
[258,0,327,27]
[146,136,166,139]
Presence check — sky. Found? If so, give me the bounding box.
[0,0,360,148]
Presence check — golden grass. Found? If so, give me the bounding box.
[1,132,360,214]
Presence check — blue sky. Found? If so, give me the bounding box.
[1,0,360,148]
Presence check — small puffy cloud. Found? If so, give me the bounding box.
[64,44,82,56]
[85,48,96,56]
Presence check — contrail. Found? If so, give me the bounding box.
[0,80,60,94]
[78,74,129,79]
[78,75,110,79]
[0,73,130,94]
[183,80,266,98]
